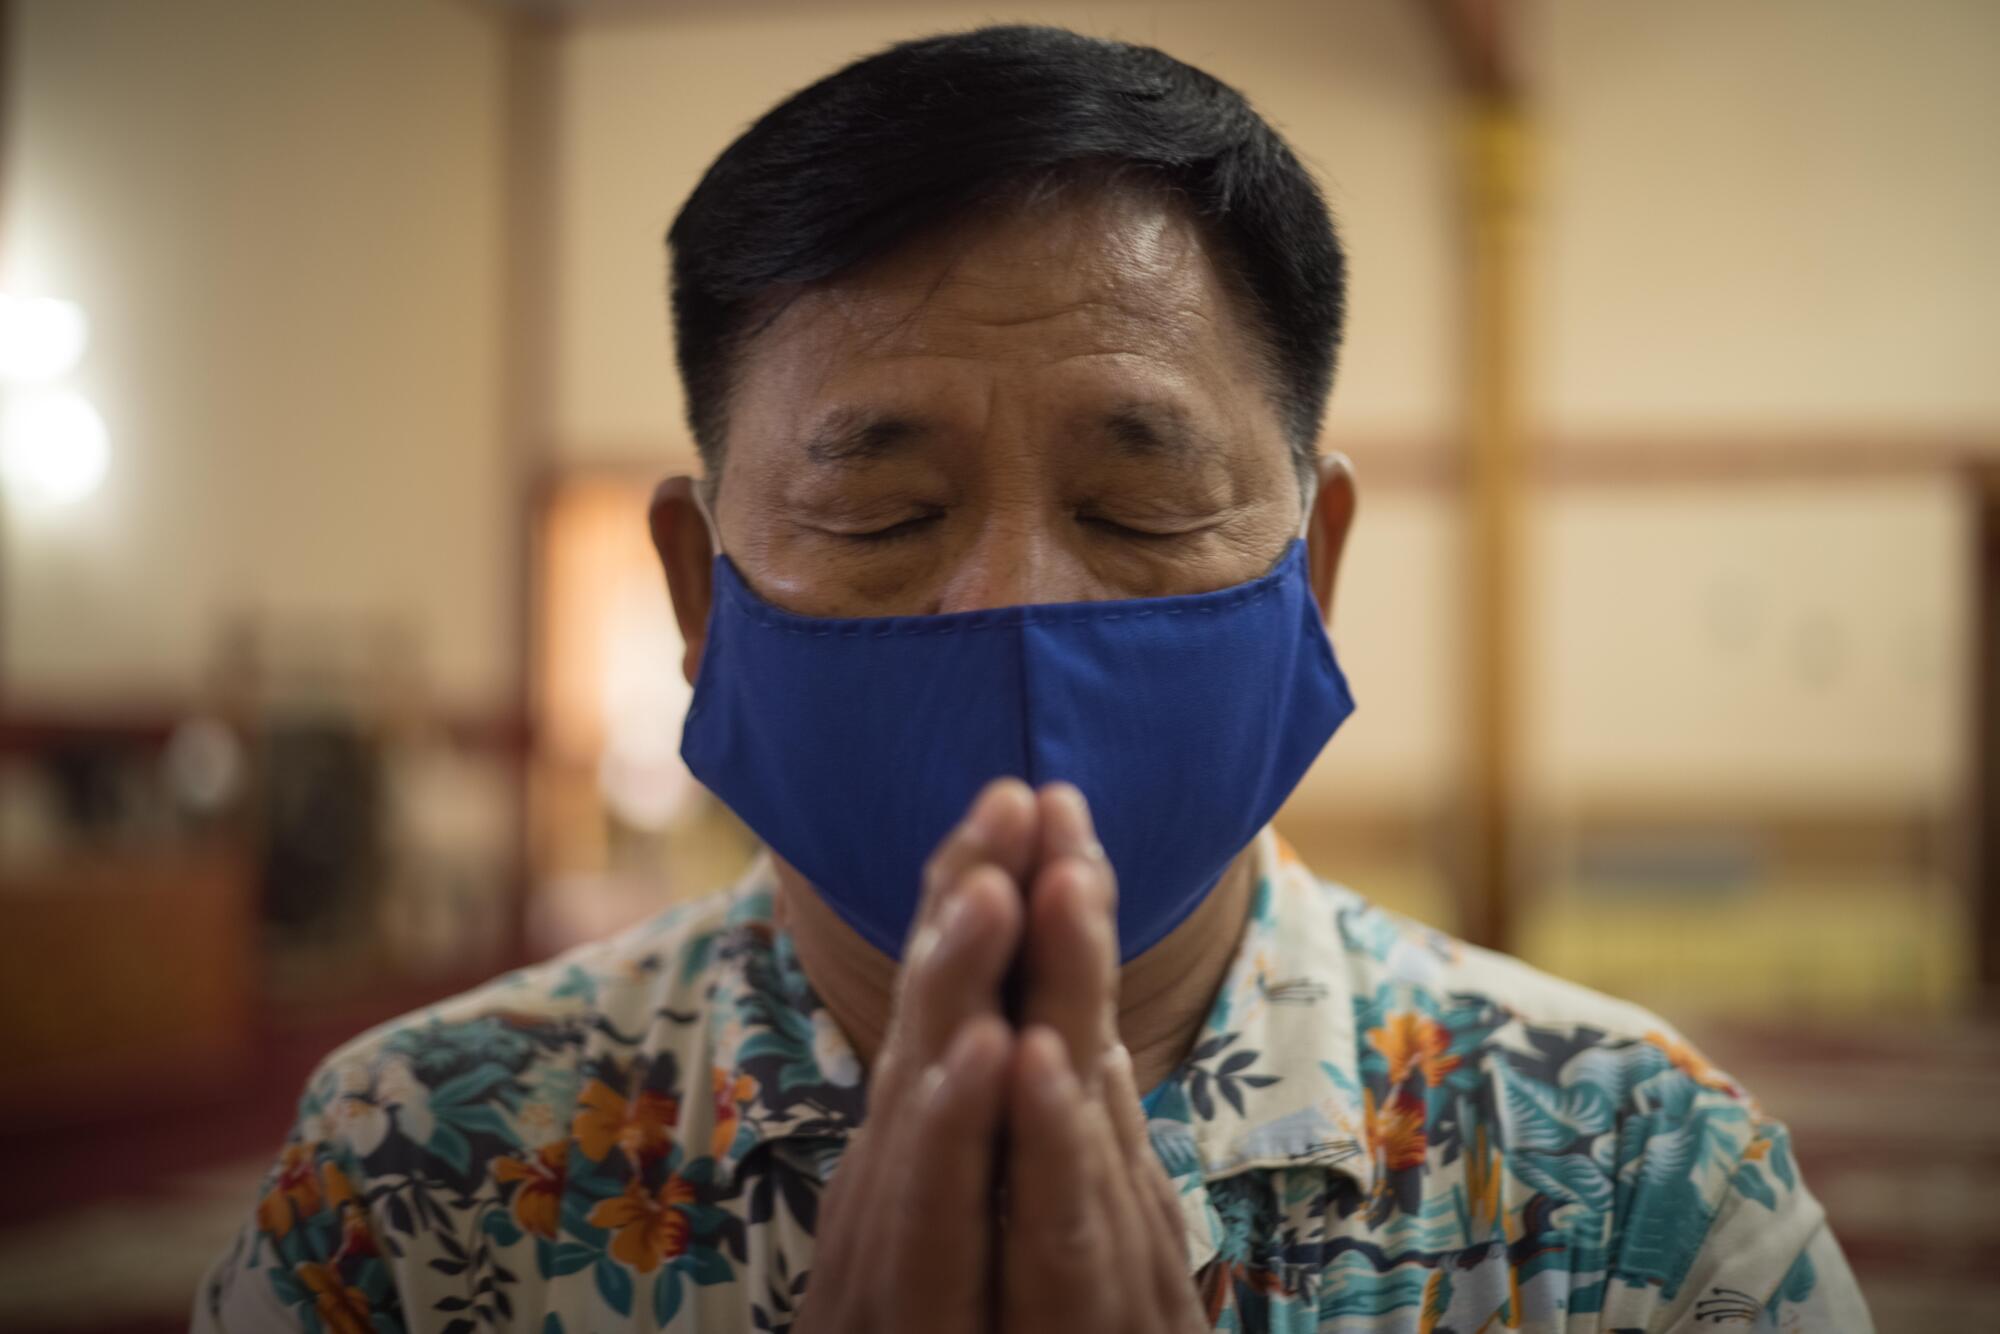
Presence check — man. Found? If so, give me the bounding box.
[198,26,1871,1333]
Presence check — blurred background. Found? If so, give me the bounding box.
[0,0,1992,1329]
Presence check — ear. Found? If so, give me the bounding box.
[1305,453,1358,621]
[650,475,716,686]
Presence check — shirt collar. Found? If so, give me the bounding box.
[706,831,1372,1212]
[704,857,868,1187]
[1139,829,1373,1274]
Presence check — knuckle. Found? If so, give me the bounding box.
[920,842,953,884]
[909,928,970,999]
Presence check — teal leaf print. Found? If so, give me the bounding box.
[535,1239,597,1279]
[426,1122,473,1176]
[1557,1081,1617,1136]
[482,1210,523,1247]
[431,1062,516,1108]
[1779,1248,1817,1304]
[1512,1149,1614,1214]
[654,1268,685,1325]
[594,1256,634,1316]
[1147,1117,1201,1179]
[1768,1128,1798,1190]
[551,963,597,1003]
[1617,1175,1711,1295]
[1731,1162,1777,1211]
[440,1102,510,1139]
[1495,1065,1585,1153]
[686,1245,735,1286]
[680,930,718,986]
[1318,1057,1361,1099]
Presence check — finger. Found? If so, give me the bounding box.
[1080,1091,1167,1332]
[1102,1043,1197,1311]
[889,1015,1010,1333]
[1021,846,1119,1092]
[1037,781,1109,871]
[904,865,1023,1063]
[1005,1026,1108,1322]
[1100,1045,1181,1239]
[913,777,1038,946]
[875,864,1022,1121]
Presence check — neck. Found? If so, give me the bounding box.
[777,842,1260,1096]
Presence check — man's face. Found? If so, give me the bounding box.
[707,186,1306,617]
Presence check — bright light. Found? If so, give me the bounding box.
[0,295,89,382]
[1,389,109,505]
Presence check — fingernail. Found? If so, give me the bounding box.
[919,1060,949,1109]
[968,785,1008,843]
[936,890,972,945]
[948,1018,998,1079]
[1103,1042,1134,1081]
[1029,1029,1076,1105]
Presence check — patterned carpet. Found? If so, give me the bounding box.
[1,1018,1992,1332]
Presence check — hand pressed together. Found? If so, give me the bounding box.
[795,779,1208,1333]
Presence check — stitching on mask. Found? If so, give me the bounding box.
[722,576,1288,638]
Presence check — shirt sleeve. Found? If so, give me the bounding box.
[190,1129,407,1334]
[1597,1104,1874,1333]
[1758,1224,1874,1332]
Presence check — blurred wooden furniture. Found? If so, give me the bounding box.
[0,843,254,1130]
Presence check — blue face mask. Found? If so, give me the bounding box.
[680,537,1354,962]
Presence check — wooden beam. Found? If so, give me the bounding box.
[500,12,564,973]
[1425,0,1520,100]
[1973,471,2000,1007]
[1456,98,1529,952]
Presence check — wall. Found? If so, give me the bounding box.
[1538,0,2000,435]
[1,0,515,710]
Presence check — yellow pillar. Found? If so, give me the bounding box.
[1459,100,1529,952]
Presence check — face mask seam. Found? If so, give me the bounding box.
[732,581,1286,637]
[722,543,1304,638]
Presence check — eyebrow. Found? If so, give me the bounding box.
[795,401,1221,466]
[1097,402,1219,462]
[799,410,926,466]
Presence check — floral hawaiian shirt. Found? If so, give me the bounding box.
[196,830,1872,1332]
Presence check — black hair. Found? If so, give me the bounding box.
[668,24,1346,478]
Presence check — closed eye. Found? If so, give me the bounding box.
[829,512,942,543]
[1079,514,1211,541]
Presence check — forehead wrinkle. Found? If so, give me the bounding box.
[813,282,1223,374]
[810,196,1220,354]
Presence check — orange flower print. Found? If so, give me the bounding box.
[1368,1012,1461,1088]
[587,1175,698,1274]
[1461,1122,1503,1237]
[320,1161,378,1258]
[256,1143,324,1239]
[321,1160,356,1209]
[297,1262,372,1334]
[493,1140,569,1240]
[572,1079,678,1164]
[710,1067,758,1158]
[1644,1030,1741,1097]
[1364,1087,1428,1173]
